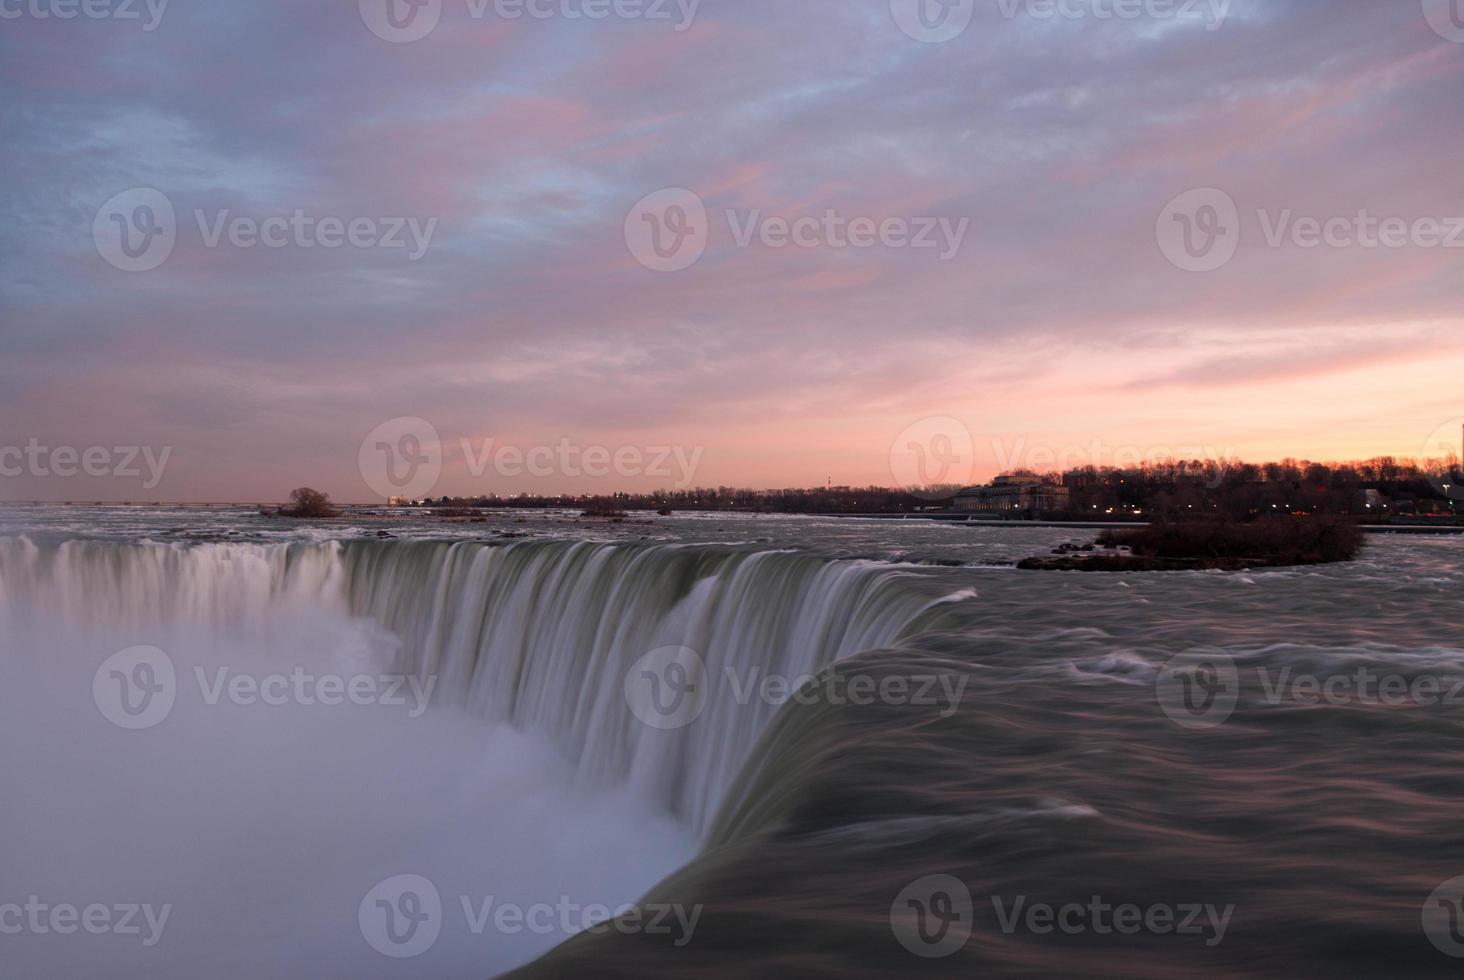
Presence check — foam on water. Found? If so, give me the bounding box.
[0,528,953,977]
[5,508,1464,978]
[0,593,694,978]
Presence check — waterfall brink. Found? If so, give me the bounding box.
[339,540,946,831]
[0,536,347,629]
[0,535,949,833]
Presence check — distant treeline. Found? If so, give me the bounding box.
[408,485,958,515]
[400,456,1461,520]
[1053,457,1458,520]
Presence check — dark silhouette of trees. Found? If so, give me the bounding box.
[395,455,1459,520]
[1100,517,1362,565]
[281,487,338,518]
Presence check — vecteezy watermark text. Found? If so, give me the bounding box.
[723,667,968,718]
[625,188,970,272]
[1157,188,1464,272]
[994,0,1229,29]
[358,0,700,43]
[992,436,1235,487]
[0,440,170,489]
[992,895,1235,946]
[92,646,437,731]
[1157,651,1464,730]
[193,667,437,718]
[358,875,701,958]
[194,210,436,260]
[358,416,705,501]
[94,188,437,273]
[1254,666,1464,708]
[889,874,1234,959]
[0,897,171,947]
[890,0,1229,43]
[461,438,703,487]
[624,646,969,731]
[725,210,969,260]
[0,0,168,30]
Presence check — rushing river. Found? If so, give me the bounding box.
[2,505,1462,977]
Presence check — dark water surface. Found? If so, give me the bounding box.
[2,507,1461,977]
[511,530,1464,977]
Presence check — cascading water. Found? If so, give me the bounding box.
[0,536,348,629]
[0,530,961,976]
[337,539,948,830]
[9,515,1464,979]
[0,535,954,832]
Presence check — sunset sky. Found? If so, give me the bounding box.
[2,0,1462,501]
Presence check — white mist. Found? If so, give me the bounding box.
[0,600,694,978]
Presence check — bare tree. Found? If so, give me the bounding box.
[281,487,338,519]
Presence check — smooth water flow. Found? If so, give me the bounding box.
[337,539,947,828]
[7,510,1464,978]
[2,536,948,829]
[0,528,953,976]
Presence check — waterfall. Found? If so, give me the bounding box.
[338,539,945,831]
[0,536,347,628]
[0,535,949,833]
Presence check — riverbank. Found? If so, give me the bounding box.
[824,513,1464,535]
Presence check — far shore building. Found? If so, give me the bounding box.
[954,476,1071,517]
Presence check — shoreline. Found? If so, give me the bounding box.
[778,513,1464,535]
[4,501,1462,535]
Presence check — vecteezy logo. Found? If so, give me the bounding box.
[1421,417,1464,503]
[360,874,443,958]
[359,417,443,502]
[359,0,443,43]
[1423,876,1464,957]
[1155,650,1239,730]
[1156,188,1240,273]
[890,0,976,43]
[888,416,976,500]
[1422,0,1464,42]
[94,188,176,273]
[624,188,709,273]
[624,646,708,730]
[93,646,177,730]
[890,874,973,958]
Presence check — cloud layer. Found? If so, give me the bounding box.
[2,0,1461,500]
